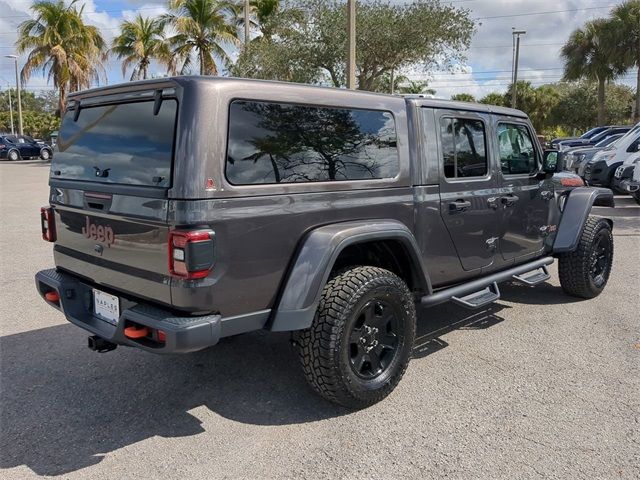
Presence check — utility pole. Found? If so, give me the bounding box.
[347,0,356,90]
[6,55,23,135]
[511,29,526,109]
[244,0,250,48]
[6,87,15,135]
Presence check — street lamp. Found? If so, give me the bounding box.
[5,55,23,135]
[4,85,15,134]
[511,29,526,109]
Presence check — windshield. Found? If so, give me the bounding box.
[580,127,606,139]
[595,135,621,148]
[52,99,177,187]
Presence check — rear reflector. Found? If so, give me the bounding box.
[40,206,56,242]
[560,177,585,187]
[168,229,215,279]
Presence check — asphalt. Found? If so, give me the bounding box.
[1,160,638,479]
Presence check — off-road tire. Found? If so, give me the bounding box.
[558,216,613,299]
[295,266,416,409]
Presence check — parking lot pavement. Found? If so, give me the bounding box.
[1,160,638,480]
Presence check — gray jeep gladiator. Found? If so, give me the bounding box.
[36,77,614,408]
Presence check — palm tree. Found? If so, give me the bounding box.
[561,19,620,126]
[16,0,106,116]
[163,0,239,76]
[112,15,174,81]
[608,0,640,122]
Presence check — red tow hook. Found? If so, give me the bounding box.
[44,291,60,304]
[124,325,150,339]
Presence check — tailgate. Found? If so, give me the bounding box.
[52,194,171,306]
[48,88,178,306]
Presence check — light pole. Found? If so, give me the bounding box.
[5,86,15,134]
[5,55,23,135]
[511,29,526,109]
[347,0,356,90]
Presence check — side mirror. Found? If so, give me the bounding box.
[542,150,559,174]
[631,140,640,153]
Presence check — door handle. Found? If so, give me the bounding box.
[449,199,472,212]
[487,197,499,209]
[501,194,519,207]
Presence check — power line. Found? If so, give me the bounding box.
[473,4,617,20]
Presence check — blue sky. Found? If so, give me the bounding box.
[0,0,636,100]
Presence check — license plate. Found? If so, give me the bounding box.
[93,289,120,325]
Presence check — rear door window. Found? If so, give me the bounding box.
[439,117,488,179]
[497,123,538,175]
[52,100,177,187]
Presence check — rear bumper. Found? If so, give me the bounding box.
[35,268,222,353]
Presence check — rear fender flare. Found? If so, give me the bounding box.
[553,187,614,253]
[269,220,431,332]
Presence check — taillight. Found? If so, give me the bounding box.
[168,229,215,279]
[41,206,56,242]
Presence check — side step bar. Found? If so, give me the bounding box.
[512,265,550,286]
[451,282,500,309]
[421,257,554,308]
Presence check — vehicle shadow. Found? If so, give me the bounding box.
[413,302,508,359]
[499,280,584,305]
[1,299,510,476]
[0,324,347,476]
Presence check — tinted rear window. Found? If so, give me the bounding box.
[52,100,177,187]
[226,100,399,184]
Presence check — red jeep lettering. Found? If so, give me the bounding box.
[82,217,115,248]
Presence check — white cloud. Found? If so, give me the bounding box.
[397,0,635,99]
[0,0,636,95]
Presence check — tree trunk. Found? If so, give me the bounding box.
[635,66,640,123]
[597,77,606,126]
[58,85,67,118]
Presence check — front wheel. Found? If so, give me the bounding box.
[633,190,640,206]
[40,148,51,161]
[295,266,416,409]
[558,216,613,299]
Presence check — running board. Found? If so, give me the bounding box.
[421,257,554,308]
[512,266,550,286]
[451,282,500,309]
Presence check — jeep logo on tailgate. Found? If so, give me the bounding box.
[82,217,115,247]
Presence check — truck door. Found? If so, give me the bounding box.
[436,111,500,271]
[494,121,550,261]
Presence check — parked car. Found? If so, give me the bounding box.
[549,126,610,149]
[555,126,631,151]
[611,152,640,194]
[0,134,54,161]
[584,123,640,187]
[632,161,640,205]
[564,133,625,173]
[35,77,614,408]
